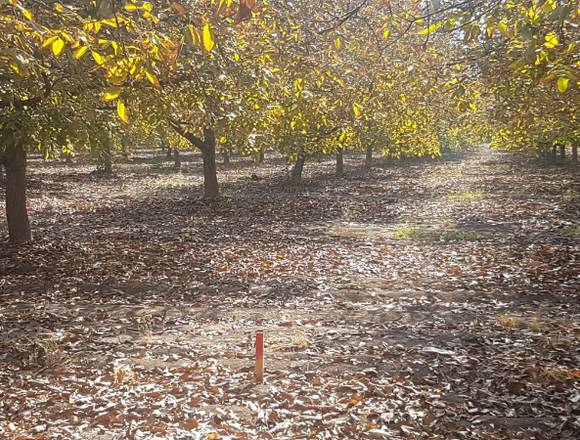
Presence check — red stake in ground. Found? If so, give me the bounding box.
[256,331,264,383]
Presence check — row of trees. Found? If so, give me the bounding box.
[1,0,578,244]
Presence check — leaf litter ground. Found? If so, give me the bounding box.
[0,149,579,439]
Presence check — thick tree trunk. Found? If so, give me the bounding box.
[336,148,344,177]
[559,144,566,163]
[173,149,181,169]
[201,129,219,199]
[365,146,373,170]
[4,144,31,244]
[572,145,578,164]
[291,156,306,184]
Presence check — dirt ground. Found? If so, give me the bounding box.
[1,148,579,439]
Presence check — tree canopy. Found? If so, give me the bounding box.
[1,0,578,243]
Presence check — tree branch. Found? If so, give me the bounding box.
[169,120,208,151]
[0,72,52,110]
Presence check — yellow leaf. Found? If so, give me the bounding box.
[485,24,495,38]
[102,87,121,101]
[334,37,341,49]
[202,23,215,52]
[353,102,361,118]
[52,38,65,57]
[41,36,59,49]
[101,18,118,28]
[145,70,161,88]
[92,51,105,65]
[117,99,129,123]
[498,20,513,38]
[185,24,200,46]
[544,32,558,48]
[383,28,391,39]
[418,21,442,36]
[21,8,33,20]
[556,77,569,93]
[74,46,89,59]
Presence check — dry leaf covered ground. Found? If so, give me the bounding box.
[1,148,579,439]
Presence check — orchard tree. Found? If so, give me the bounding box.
[422,0,579,157]
[0,0,194,243]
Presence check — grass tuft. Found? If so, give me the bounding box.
[563,189,580,200]
[391,226,428,240]
[449,190,485,202]
[497,314,543,332]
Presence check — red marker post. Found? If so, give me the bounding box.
[255,331,264,383]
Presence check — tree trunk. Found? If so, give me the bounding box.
[173,149,181,169]
[0,162,5,183]
[336,148,344,177]
[64,152,73,164]
[542,146,550,161]
[365,146,373,170]
[167,147,172,158]
[291,156,306,184]
[4,144,31,244]
[572,145,578,164]
[101,134,113,173]
[223,149,230,167]
[201,128,219,199]
[551,145,558,163]
[259,150,265,165]
[559,144,566,163]
[121,137,129,160]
